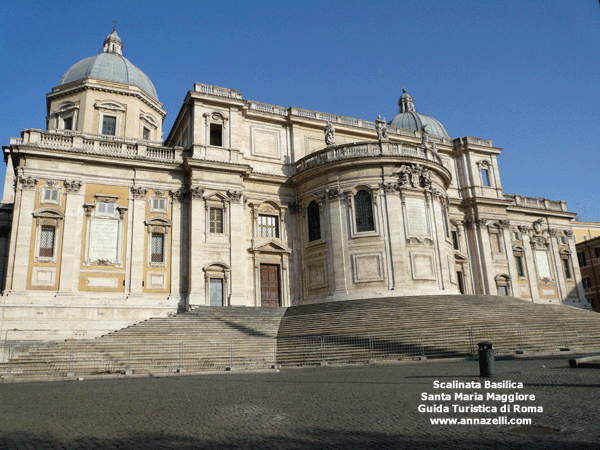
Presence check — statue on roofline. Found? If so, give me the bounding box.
[324,122,335,146]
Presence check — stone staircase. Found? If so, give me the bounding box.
[276,295,600,366]
[1,307,285,378]
[2,295,600,378]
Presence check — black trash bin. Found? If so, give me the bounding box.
[478,341,496,377]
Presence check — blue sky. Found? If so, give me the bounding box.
[1,0,599,221]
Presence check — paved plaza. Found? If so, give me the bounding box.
[1,355,599,449]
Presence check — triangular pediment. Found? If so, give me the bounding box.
[251,240,291,254]
[454,251,469,262]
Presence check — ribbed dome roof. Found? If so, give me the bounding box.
[388,88,450,138]
[58,28,159,101]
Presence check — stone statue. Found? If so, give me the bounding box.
[375,115,388,141]
[324,122,335,146]
[421,125,430,148]
[421,125,440,159]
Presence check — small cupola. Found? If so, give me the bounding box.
[103,25,123,55]
[398,87,415,113]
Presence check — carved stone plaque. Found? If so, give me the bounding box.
[89,219,119,261]
[405,197,428,236]
[534,250,551,279]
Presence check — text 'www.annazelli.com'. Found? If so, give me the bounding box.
[430,417,532,426]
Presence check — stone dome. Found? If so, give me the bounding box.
[58,28,159,101]
[388,88,450,138]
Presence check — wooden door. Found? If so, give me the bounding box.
[260,264,280,307]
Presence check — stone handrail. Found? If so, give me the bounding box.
[295,141,442,173]
[503,194,567,212]
[13,129,183,163]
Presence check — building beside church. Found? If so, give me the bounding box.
[576,236,600,311]
[0,29,590,340]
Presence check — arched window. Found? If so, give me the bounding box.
[355,190,374,232]
[307,200,321,242]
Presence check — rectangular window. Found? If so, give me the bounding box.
[498,285,508,296]
[210,123,223,147]
[583,277,592,289]
[102,116,117,136]
[595,247,600,259]
[63,117,73,131]
[577,251,587,267]
[143,127,151,140]
[515,255,525,277]
[97,202,116,216]
[451,230,460,250]
[210,207,224,234]
[42,188,60,204]
[39,225,55,257]
[482,169,490,186]
[258,214,279,238]
[562,258,572,280]
[151,233,164,263]
[151,198,167,212]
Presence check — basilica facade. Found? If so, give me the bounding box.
[0,30,589,340]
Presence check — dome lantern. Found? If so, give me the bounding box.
[103,24,123,56]
[398,87,415,113]
[389,87,450,138]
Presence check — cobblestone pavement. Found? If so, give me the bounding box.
[1,355,600,449]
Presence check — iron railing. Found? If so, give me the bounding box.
[1,320,599,378]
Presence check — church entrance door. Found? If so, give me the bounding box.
[210,278,224,306]
[260,264,280,307]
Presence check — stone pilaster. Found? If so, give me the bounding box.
[524,236,540,301]
[58,180,83,293]
[227,190,246,306]
[129,186,147,295]
[9,177,37,291]
[187,186,204,307]
[326,187,348,296]
[169,189,184,304]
